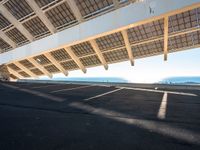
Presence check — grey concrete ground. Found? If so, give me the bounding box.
[0,81,199,150]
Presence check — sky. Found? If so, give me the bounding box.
[41,48,200,83]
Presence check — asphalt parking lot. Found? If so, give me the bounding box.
[0,81,199,150]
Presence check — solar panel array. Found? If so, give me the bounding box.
[0,0,130,52]
[1,1,200,79]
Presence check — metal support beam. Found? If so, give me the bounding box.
[64,47,86,73]
[65,0,83,22]
[44,53,68,76]
[14,62,37,78]
[7,67,23,79]
[164,16,169,61]
[28,58,53,78]
[121,30,134,66]
[26,0,56,34]
[90,40,108,70]
[0,5,34,41]
[0,30,16,48]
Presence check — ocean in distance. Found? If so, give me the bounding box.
[41,76,200,84]
[159,76,200,84]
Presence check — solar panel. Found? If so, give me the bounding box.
[8,63,21,71]
[60,60,79,70]
[75,0,113,18]
[103,48,128,63]
[0,13,11,30]
[169,33,194,50]
[192,30,200,45]
[50,48,71,61]
[4,0,34,20]
[18,71,30,77]
[10,74,18,79]
[44,64,60,73]
[30,68,44,75]
[5,28,29,45]
[80,55,101,66]
[71,41,95,57]
[0,38,12,52]
[34,55,51,65]
[169,9,198,33]
[23,16,51,38]
[35,0,57,8]
[128,19,164,44]
[19,59,35,69]
[96,32,125,51]
[132,40,163,58]
[45,2,77,29]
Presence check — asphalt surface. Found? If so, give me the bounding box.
[0,81,200,150]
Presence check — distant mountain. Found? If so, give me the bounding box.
[159,77,200,84]
[48,77,128,83]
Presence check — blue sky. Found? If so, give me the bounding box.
[42,48,200,83]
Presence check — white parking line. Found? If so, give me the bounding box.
[157,92,168,119]
[84,88,123,101]
[31,84,60,89]
[51,85,95,93]
[70,102,200,145]
[119,86,197,96]
[0,83,64,102]
[92,84,111,87]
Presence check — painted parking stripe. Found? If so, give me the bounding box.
[31,84,60,89]
[157,92,168,119]
[84,88,123,101]
[119,86,197,96]
[0,83,64,102]
[51,85,95,93]
[2,82,200,145]
[70,102,200,145]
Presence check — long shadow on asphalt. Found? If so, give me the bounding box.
[0,84,84,114]
[1,104,199,150]
[0,82,200,150]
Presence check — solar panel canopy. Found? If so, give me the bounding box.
[0,0,200,79]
